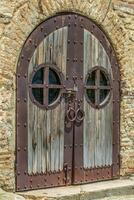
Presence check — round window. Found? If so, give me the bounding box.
[85,66,111,108]
[29,64,64,109]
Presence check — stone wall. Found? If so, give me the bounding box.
[0,0,133,191]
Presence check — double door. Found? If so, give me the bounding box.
[16,13,120,191]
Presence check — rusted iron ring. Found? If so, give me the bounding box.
[66,107,76,122]
[76,108,85,122]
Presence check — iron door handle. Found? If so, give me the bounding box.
[76,108,85,122]
[66,107,76,122]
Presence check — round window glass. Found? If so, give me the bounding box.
[29,64,63,109]
[85,66,111,108]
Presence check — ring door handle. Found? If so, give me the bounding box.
[66,107,76,122]
[76,108,85,122]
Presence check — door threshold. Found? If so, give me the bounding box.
[18,179,134,200]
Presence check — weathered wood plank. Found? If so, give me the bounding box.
[28,27,67,174]
[83,29,113,168]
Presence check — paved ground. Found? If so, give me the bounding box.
[18,179,134,200]
[95,195,134,200]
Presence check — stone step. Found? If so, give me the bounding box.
[18,179,134,200]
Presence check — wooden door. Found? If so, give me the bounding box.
[16,13,120,191]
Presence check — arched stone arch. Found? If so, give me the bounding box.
[0,0,132,191]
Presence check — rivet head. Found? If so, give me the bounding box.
[24,123,27,127]
[17,147,20,151]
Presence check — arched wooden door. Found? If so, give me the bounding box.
[16,13,120,191]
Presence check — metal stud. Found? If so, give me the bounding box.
[17,147,20,151]
[54,19,56,23]
[24,123,27,127]
[21,55,24,59]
